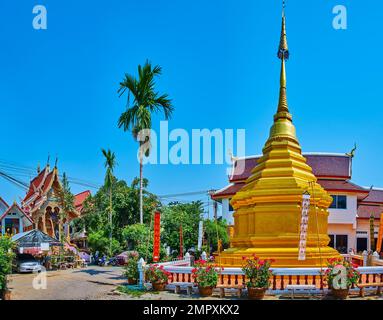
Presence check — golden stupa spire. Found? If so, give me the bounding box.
[275,1,291,121]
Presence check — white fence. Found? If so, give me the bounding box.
[137,255,383,294]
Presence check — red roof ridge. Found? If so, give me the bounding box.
[75,190,91,197]
[0,202,33,223]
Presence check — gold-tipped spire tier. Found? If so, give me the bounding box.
[217,4,340,267]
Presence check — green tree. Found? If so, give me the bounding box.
[72,178,160,249]
[118,61,173,225]
[88,230,121,256]
[59,172,75,242]
[161,201,203,256]
[122,223,166,263]
[0,236,14,294]
[101,148,116,256]
[203,218,229,253]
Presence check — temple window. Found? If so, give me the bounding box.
[329,195,347,209]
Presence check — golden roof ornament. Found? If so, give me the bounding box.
[277,2,289,60]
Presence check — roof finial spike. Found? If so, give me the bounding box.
[275,0,291,121]
[55,156,58,168]
[278,1,289,60]
[47,154,50,167]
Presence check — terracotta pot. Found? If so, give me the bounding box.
[127,278,137,285]
[2,289,11,300]
[247,287,266,300]
[152,282,166,291]
[198,286,214,297]
[331,288,349,300]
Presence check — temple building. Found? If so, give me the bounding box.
[0,163,90,241]
[213,8,344,267]
[213,153,383,255]
[0,199,33,236]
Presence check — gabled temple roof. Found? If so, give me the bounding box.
[23,166,51,204]
[74,190,91,212]
[0,202,33,224]
[230,153,352,183]
[21,165,81,219]
[360,189,383,204]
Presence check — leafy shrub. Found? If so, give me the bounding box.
[123,252,139,281]
[0,236,14,292]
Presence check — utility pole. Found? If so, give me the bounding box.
[213,200,218,221]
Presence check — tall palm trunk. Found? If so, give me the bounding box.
[139,155,143,224]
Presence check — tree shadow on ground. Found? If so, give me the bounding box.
[73,268,116,276]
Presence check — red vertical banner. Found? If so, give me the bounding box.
[153,211,161,262]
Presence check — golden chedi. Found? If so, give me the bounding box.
[218,10,340,267]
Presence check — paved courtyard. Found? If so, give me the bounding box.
[7,265,383,300]
[9,266,126,300]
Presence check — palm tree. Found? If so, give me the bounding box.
[118,61,173,224]
[101,148,116,256]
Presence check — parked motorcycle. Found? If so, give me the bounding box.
[108,257,119,266]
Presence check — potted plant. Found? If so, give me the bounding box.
[242,255,274,300]
[145,264,172,291]
[123,252,139,285]
[325,257,360,300]
[192,259,220,297]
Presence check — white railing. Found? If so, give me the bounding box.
[136,251,383,294]
[161,266,383,276]
[156,265,383,294]
[154,253,193,267]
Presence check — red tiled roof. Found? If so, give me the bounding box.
[74,190,91,211]
[42,171,54,194]
[317,180,369,194]
[361,189,383,204]
[230,154,351,182]
[212,183,244,199]
[305,154,351,179]
[213,179,368,200]
[357,204,383,219]
[23,167,49,202]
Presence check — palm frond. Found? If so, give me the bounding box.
[118,61,173,137]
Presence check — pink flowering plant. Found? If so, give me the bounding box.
[145,264,172,284]
[191,259,221,288]
[324,258,360,288]
[241,254,274,288]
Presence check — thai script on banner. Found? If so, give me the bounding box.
[298,193,311,261]
[153,211,161,262]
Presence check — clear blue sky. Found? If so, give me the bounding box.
[0,0,382,210]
